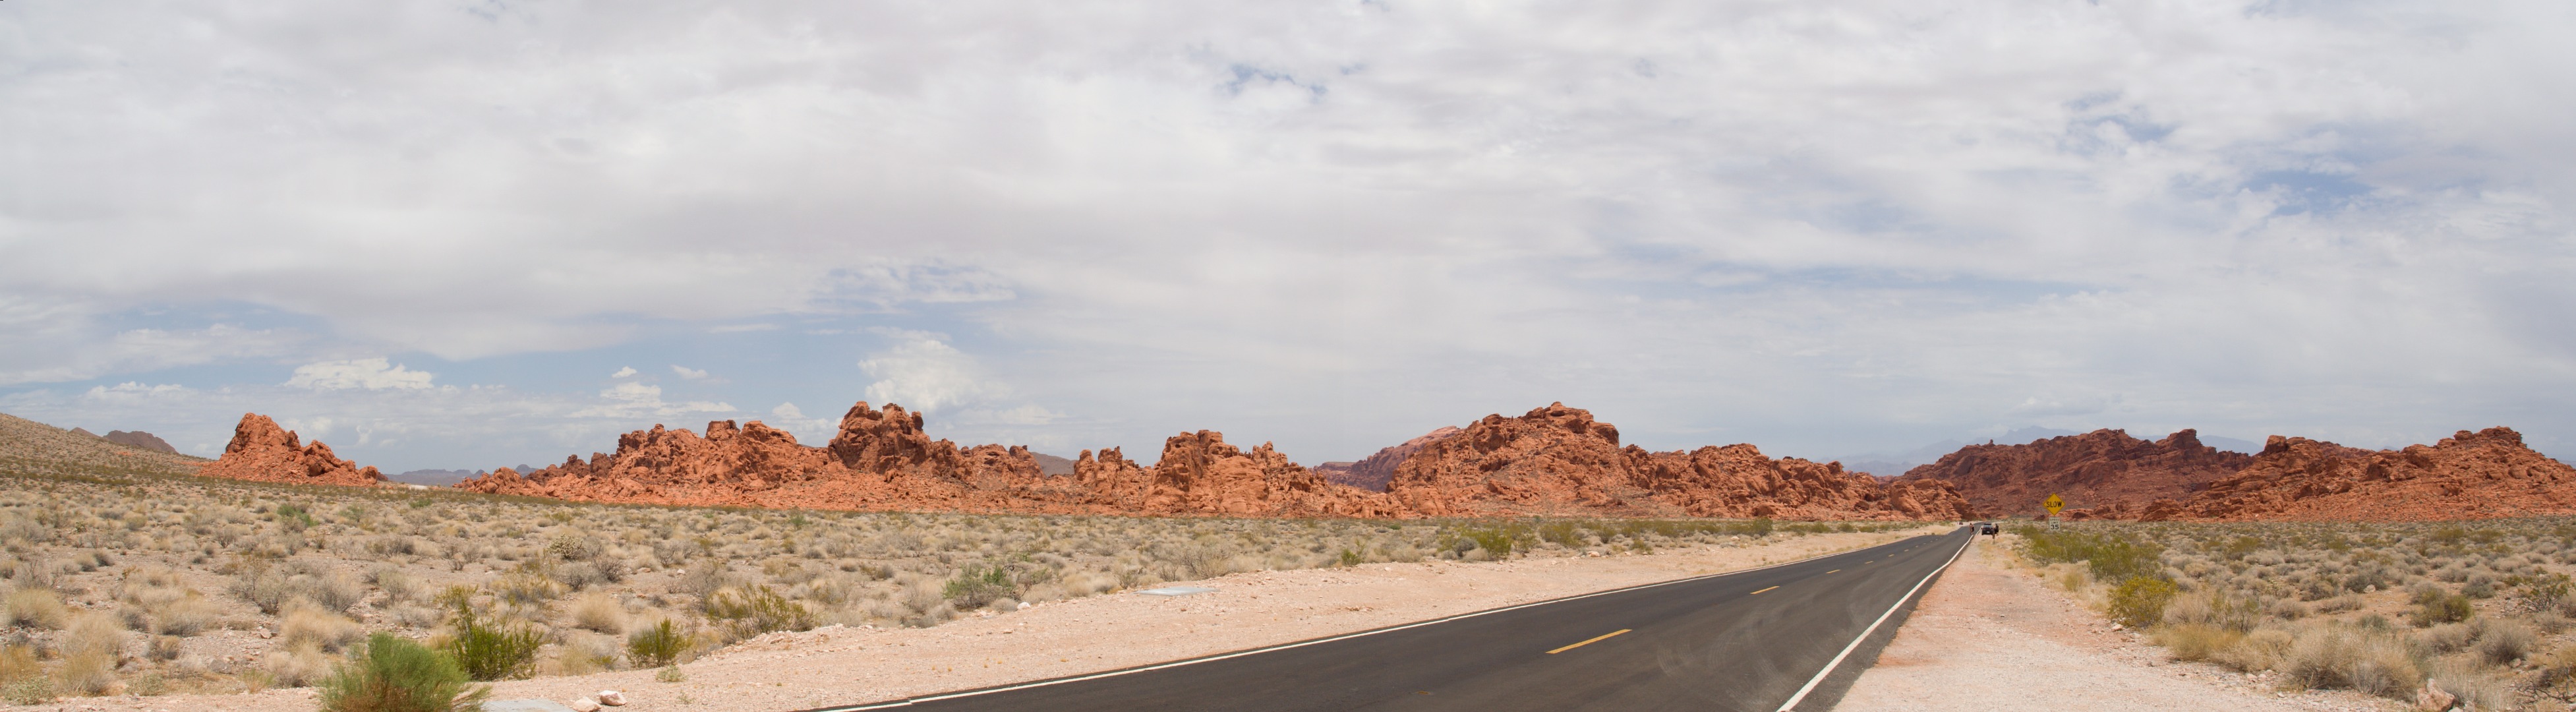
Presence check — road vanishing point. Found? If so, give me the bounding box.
[806,526,1977,712]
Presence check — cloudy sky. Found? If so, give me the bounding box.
[5,0,2572,473]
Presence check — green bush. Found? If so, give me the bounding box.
[627,619,689,668]
[704,585,815,639]
[2018,529,2165,582]
[1463,527,1518,556]
[2409,593,2474,627]
[276,504,316,531]
[435,604,541,681]
[319,634,490,712]
[2108,577,2181,628]
[941,565,1016,608]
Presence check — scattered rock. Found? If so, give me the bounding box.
[596,690,626,706]
[2416,680,2457,711]
[566,699,601,712]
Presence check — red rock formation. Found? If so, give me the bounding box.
[461,400,1966,520]
[1316,426,1463,492]
[1386,403,1972,519]
[1894,429,2252,518]
[198,414,386,487]
[2138,428,2576,521]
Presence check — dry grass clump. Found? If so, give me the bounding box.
[2025,518,2576,708]
[3,587,65,630]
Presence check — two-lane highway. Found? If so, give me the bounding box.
[809,527,1977,712]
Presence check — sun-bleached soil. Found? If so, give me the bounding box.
[1838,537,2402,712]
[82,527,1939,712]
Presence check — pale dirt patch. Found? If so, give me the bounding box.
[1837,537,2404,712]
[110,527,1941,712]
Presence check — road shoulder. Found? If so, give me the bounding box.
[1835,537,2402,712]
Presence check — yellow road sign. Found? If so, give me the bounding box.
[2043,493,2065,514]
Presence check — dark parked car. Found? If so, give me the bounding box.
[1979,522,2000,535]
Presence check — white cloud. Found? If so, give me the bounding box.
[3,1,2575,461]
[766,402,841,442]
[611,367,637,378]
[670,365,708,380]
[285,358,436,390]
[571,381,734,419]
[859,336,1010,413]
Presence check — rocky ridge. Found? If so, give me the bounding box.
[2072,427,2576,521]
[1893,429,2252,516]
[197,414,388,487]
[1388,403,1971,519]
[455,401,1962,520]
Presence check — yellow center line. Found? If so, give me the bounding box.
[1825,569,1840,574]
[1547,629,1632,654]
[1749,585,1779,595]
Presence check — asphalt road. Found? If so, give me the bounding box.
[811,527,1977,712]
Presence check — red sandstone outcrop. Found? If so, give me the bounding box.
[1894,429,2252,518]
[450,400,1966,521]
[1316,427,1463,492]
[2112,427,2576,521]
[1386,403,1973,519]
[198,414,386,487]
[459,402,1390,518]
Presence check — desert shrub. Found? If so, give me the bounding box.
[2215,626,2297,672]
[2155,624,2243,663]
[2107,577,2180,628]
[2473,618,2535,665]
[2162,591,2262,632]
[318,633,490,712]
[436,604,542,681]
[266,639,336,688]
[370,566,420,604]
[2312,594,2364,614]
[2286,624,2421,698]
[53,649,115,696]
[0,645,38,684]
[570,591,625,634]
[3,587,65,629]
[491,566,567,605]
[148,593,220,636]
[276,504,316,531]
[2020,528,2164,582]
[704,585,814,639]
[281,603,366,652]
[2410,591,2474,627]
[2424,657,2510,711]
[942,564,1016,609]
[627,619,689,668]
[2419,622,2476,653]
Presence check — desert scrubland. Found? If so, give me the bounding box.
[1989,519,2576,710]
[0,411,1917,707]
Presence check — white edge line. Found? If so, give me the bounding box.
[1774,528,1974,712]
[802,529,1946,712]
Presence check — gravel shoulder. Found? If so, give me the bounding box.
[106,527,1941,712]
[1837,536,2403,712]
